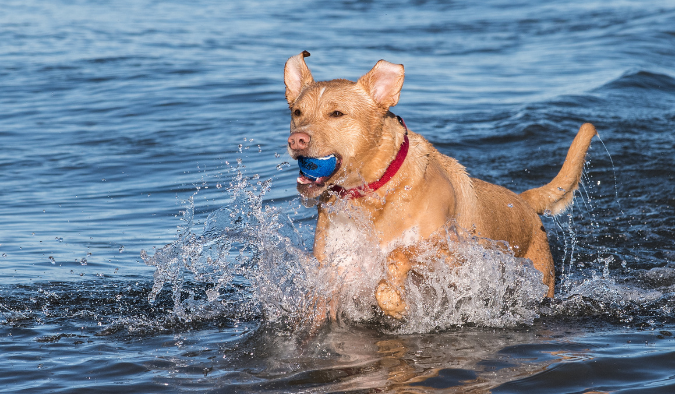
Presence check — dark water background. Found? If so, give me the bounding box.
[2,0,675,392]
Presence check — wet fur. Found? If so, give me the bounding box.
[284,51,597,319]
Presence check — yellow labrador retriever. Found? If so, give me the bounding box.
[284,51,596,319]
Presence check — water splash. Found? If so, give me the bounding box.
[141,169,316,327]
[395,230,547,333]
[139,150,671,333]
[141,167,553,333]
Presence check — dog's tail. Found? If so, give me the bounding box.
[520,123,597,216]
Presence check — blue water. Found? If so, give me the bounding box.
[2,0,675,392]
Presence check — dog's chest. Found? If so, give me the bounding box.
[322,211,372,258]
[322,211,421,259]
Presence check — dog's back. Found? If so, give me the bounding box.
[430,123,597,298]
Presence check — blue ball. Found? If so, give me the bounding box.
[298,155,337,181]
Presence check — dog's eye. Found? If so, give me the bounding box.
[293,109,302,117]
[330,111,344,118]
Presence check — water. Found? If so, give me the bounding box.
[2,0,675,392]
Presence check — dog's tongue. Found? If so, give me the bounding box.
[297,173,329,185]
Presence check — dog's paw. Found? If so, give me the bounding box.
[376,280,406,319]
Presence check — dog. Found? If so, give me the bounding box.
[284,51,596,319]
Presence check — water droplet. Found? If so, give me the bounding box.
[276,162,290,171]
[119,245,125,253]
[1,253,6,258]
[80,258,87,266]
[507,203,513,208]
[274,153,280,158]
[49,256,56,264]
[216,183,222,189]
[597,180,601,185]
[238,144,243,153]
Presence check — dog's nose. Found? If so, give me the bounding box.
[288,132,311,150]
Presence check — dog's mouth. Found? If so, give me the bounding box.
[296,154,342,196]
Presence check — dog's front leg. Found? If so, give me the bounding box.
[312,211,329,265]
[376,248,412,319]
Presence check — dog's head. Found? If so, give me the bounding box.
[284,51,405,199]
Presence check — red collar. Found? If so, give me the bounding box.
[329,116,409,199]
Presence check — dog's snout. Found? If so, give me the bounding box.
[288,132,311,150]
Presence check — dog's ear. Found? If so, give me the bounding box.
[284,51,314,105]
[357,60,405,109]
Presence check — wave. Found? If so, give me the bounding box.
[594,70,675,95]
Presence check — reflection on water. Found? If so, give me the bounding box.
[206,322,675,392]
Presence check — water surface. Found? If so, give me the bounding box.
[2,0,675,392]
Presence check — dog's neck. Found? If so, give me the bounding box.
[329,115,408,199]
